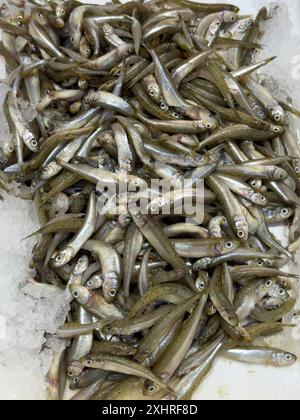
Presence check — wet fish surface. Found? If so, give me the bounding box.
[0,0,298,402]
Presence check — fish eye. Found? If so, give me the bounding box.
[196,280,206,290]
[265,279,273,287]
[281,208,289,216]
[105,326,112,332]
[109,289,116,297]
[273,126,280,133]
[85,360,92,366]
[230,16,236,22]
[149,89,156,97]
[73,291,79,298]
[70,37,74,43]
[87,280,93,287]
[31,140,38,147]
[206,123,213,129]
[237,230,245,239]
[60,9,66,15]
[257,259,264,267]
[147,384,157,393]
[56,255,63,263]
[294,166,300,174]
[225,241,233,249]
[67,371,74,377]
[73,377,79,383]
[285,354,292,361]
[278,288,286,296]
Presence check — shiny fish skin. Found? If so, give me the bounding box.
[224,347,297,367]
[0,0,299,402]
[82,240,122,302]
[80,354,171,393]
[51,192,96,267]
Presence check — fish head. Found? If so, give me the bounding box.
[51,246,74,267]
[85,91,98,105]
[223,11,238,23]
[67,361,84,378]
[268,281,289,300]
[69,284,89,305]
[253,192,268,206]
[257,278,283,300]
[80,43,92,59]
[73,255,89,275]
[56,5,67,20]
[193,257,212,270]
[118,43,134,58]
[263,297,285,311]
[128,176,148,193]
[86,274,103,290]
[102,322,118,336]
[70,31,82,51]
[143,382,164,397]
[250,179,263,192]
[237,18,253,33]
[204,301,217,316]
[273,167,288,181]
[80,355,100,369]
[69,376,81,390]
[35,11,48,26]
[118,213,132,227]
[292,159,300,175]
[55,17,65,29]
[187,107,218,131]
[256,258,274,268]
[148,84,160,102]
[272,351,297,367]
[270,106,286,125]
[41,161,58,180]
[102,272,119,302]
[218,239,240,255]
[279,207,294,220]
[195,272,209,293]
[271,124,285,136]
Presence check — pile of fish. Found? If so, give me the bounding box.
[0,0,300,401]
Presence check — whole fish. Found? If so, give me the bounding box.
[0,0,298,402]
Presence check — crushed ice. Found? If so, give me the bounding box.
[0,0,300,400]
